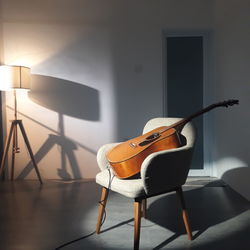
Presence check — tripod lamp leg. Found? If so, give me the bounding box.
[11,125,18,181]
[18,121,43,184]
[0,122,15,177]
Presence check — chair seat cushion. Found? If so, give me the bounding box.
[96,169,146,198]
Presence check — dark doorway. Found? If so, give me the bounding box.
[166,36,204,169]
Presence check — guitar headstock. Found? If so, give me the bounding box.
[177,99,239,125]
[214,99,239,108]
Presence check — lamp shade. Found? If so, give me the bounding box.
[0,65,31,91]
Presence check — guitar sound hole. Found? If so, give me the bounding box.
[139,133,160,146]
[146,133,160,140]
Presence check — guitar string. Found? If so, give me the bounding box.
[134,126,178,147]
[54,167,114,250]
[135,100,237,146]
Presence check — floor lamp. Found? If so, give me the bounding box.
[0,65,42,184]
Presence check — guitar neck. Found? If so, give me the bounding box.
[157,99,238,134]
[170,105,215,129]
[171,105,212,128]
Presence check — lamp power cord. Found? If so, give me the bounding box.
[54,167,113,250]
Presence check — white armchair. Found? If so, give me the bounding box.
[96,118,196,250]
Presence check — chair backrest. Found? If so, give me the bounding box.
[140,117,196,196]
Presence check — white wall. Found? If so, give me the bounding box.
[1,0,213,180]
[1,0,250,201]
[213,0,250,200]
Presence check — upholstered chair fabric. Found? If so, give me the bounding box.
[141,118,195,196]
[96,117,195,198]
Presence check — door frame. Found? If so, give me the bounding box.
[162,30,214,177]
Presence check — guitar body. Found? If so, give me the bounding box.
[107,127,182,178]
[106,99,238,179]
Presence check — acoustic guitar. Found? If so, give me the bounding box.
[107,99,239,179]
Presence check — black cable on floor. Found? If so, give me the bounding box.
[54,230,96,250]
[54,168,113,250]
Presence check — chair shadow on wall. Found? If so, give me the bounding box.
[17,75,100,180]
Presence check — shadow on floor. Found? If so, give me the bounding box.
[145,183,250,250]
[0,180,250,250]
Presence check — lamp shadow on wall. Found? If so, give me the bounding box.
[17,74,100,180]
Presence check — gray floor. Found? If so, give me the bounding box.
[0,178,250,250]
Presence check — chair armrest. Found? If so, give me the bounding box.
[97,142,121,171]
[140,145,194,196]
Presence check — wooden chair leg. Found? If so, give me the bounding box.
[142,199,147,218]
[96,187,109,234]
[176,187,193,240]
[134,199,142,250]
